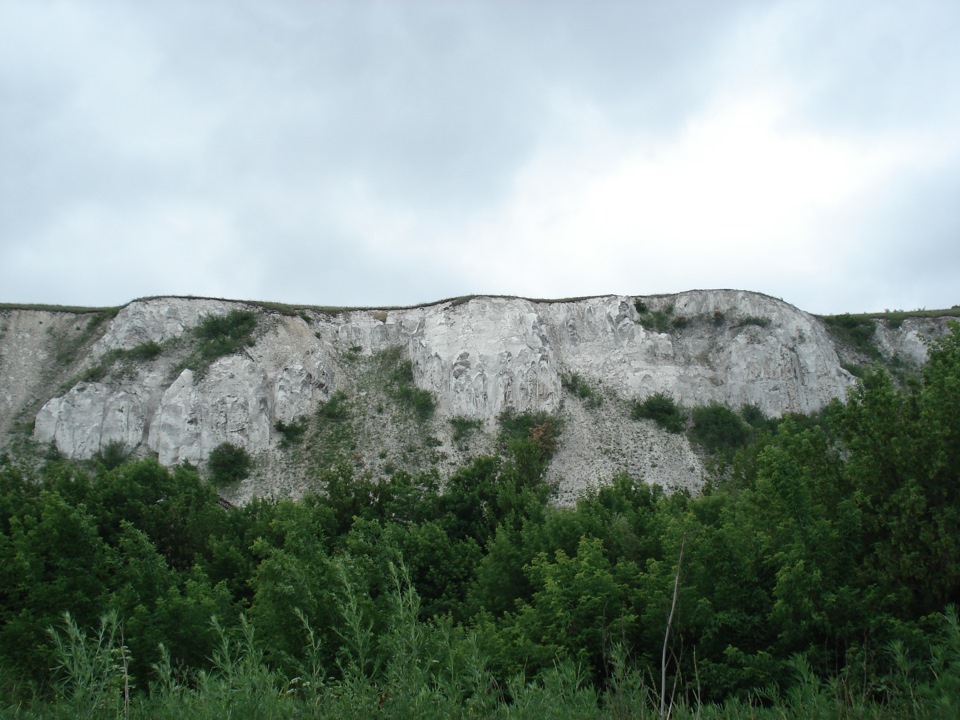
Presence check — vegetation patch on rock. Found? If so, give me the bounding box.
[630,392,687,433]
[178,309,258,377]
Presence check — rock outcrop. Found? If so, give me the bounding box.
[0,291,949,502]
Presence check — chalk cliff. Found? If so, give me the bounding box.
[0,291,947,502]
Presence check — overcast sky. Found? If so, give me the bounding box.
[2,1,958,315]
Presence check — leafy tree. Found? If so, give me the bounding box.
[384,520,481,621]
[842,323,960,617]
[690,403,752,459]
[249,506,338,673]
[498,536,640,681]
[0,490,110,683]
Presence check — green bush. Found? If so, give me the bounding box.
[561,372,602,408]
[317,391,351,422]
[397,384,436,423]
[207,442,252,486]
[690,403,752,457]
[843,363,866,379]
[275,416,309,448]
[740,403,774,432]
[636,305,675,333]
[498,409,562,460]
[92,441,131,470]
[630,392,686,433]
[450,416,483,447]
[126,340,163,361]
[375,347,436,423]
[634,300,676,332]
[821,313,879,358]
[195,310,257,362]
[740,315,771,328]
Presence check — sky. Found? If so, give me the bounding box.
[2,0,959,315]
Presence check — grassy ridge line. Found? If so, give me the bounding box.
[817,307,960,321]
[144,293,621,314]
[0,294,615,317]
[0,302,122,314]
[3,295,958,320]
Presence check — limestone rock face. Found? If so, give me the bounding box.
[36,381,151,458]
[1,291,950,500]
[873,317,940,366]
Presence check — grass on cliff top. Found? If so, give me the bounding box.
[0,302,122,315]
[817,307,959,358]
[5,297,958,322]
[817,307,960,323]
[1,293,624,319]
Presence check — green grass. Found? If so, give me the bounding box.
[375,347,436,423]
[4,296,958,323]
[634,303,676,333]
[832,306,960,321]
[561,372,603,408]
[820,313,880,358]
[450,416,484,448]
[175,309,258,377]
[818,307,959,337]
[73,341,165,385]
[740,315,771,328]
[299,392,358,474]
[275,416,309,448]
[0,303,122,315]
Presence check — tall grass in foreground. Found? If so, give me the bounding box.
[4,598,959,719]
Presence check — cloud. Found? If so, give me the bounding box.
[1,0,958,313]
[436,91,933,310]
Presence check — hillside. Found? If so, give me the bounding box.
[0,290,953,503]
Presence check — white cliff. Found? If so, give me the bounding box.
[0,291,948,501]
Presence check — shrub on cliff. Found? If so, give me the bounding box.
[631,392,686,433]
[195,310,257,362]
[207,442,252,486]
[690,403,752,458]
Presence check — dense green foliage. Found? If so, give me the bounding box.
[631,392,687,433]
[178,309,258,375]
[2,323,960,717]
[821,313,880,358]
[635,303,676,332]
[207,443,252,487]
[689,403,752,459]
